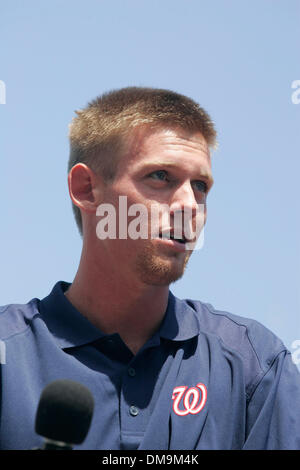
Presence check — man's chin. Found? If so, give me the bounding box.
[135,251,191,286]
[141,268,185,286]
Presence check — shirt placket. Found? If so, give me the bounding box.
[119,336,161,450]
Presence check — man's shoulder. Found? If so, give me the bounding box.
[0,298,41,341]
[183,297,288,395]
[187,297,286,353]
[190,298,287,357]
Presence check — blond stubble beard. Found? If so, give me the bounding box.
[135,241,192,286]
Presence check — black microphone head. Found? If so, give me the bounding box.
[35,379,94,445]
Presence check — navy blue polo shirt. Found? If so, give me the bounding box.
[1,280,300,450]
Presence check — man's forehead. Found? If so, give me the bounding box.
[126,126,211,164]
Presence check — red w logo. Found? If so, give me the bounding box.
[172,383,207,416]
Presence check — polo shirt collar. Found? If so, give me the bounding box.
[38,281,201,350]
[159,291,201,342]
[38,281,105,349]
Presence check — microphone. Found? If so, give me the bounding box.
[34,379,95,450]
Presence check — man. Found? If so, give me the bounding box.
[1,87,300,450]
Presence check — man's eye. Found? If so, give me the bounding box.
[193,180,208,193]
[149,170,168,181]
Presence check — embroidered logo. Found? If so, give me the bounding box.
[172,383,207,416]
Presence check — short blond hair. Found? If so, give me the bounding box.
[68,86,217,236]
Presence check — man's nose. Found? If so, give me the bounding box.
[169,181,199,216]
[168,182,206,241]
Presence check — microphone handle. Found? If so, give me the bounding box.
[43,439,73,450]
[32,438,73,450]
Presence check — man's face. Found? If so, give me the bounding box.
[97,127,214,286]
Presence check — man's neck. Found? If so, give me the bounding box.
[64,258,170,355]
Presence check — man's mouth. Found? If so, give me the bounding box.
[158,232,187,244]
[156,227,198,251]
[158,227,197,243]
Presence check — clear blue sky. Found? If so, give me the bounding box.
[0,0,299,360]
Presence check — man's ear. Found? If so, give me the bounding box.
[67,163,104,214]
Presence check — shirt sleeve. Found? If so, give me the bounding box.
[243,350,300,449]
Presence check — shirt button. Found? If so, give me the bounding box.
[129,405,139,417]
[128,367,136,377]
